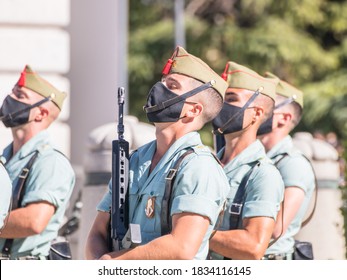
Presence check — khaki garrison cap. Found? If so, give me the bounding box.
[161,46,228,99]
[16,65,66,110]
[264,72,304,108]
[221,61,277,100]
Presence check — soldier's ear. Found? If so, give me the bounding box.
[277,112,292,126]
[253,106,264,123]
[184,102,203,118]
[34,106,49,122]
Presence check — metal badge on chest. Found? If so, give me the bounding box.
[145,197,156,218]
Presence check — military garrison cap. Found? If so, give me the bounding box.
[16,65,66,110]
[264,72,304,108]
[221,61,277,100]
[162,46,228,99]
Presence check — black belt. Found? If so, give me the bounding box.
[0,255,47,260]
[262,253,293,260]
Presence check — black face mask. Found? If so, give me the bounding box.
[257,113,274,136]
[144,81,213,123]
[212,103,245,134]
[0,95,51,128]
[257,96,296,136]
[212,88,261,135]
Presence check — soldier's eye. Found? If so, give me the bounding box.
[167,83,178,90]
[226,97,237,103]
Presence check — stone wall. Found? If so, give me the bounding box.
[0,0,71,157]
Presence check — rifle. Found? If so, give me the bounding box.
[110,87,141,251]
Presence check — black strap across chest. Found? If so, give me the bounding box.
[228,161,260,230]
[274,152,318,228]
[160,149,194,235]
[265,151,318,250]
[222,162,260,260]
[1,151,39,257]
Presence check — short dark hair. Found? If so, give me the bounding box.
[254,94,275,124]
[275,95,303,128]
[290,102,303,126]
[188,78,224,124]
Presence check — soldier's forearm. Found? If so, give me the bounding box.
[85,234,110,260]
[0,204,54,238]
[99,234,191,260]
[0,218,37,238]
[209,229,265,260]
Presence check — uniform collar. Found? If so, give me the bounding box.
[140,131,202,182]
[2,130,50,161]
[153,131,201,166]
[267,135,293,159]
[219,139,267,172]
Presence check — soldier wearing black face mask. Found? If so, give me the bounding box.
[0,92,54,128]
[86,46,230,260]
[0,65,75,260]
[209,61,284,260]
[259,72,315,260]
[144,80,215,123]
[257,92,298,136]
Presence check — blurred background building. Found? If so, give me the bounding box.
[0,0,130,163]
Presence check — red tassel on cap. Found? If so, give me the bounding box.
[162,59,173,75]
[221,62,230,81]
[17,71,26,87]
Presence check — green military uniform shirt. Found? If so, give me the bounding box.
[265,135,315,255]
[0,161,12,229]
[97,131,229,259]
[210,140,284,259]
[0,130,75,259]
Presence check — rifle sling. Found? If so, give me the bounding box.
[266,152,318,251]
[1,151,39,257]
[223,161,260,260]
[161,149,194,235]
[275,153,318,228]
[228,161,261,231]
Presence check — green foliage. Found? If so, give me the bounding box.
[300,70,347,138]
[126,0,347,255]
[128,0,347,144]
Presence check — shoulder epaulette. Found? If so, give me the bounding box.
[190,144,212,155]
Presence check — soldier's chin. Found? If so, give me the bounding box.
[152,120,179,129]
[224,129,245,139]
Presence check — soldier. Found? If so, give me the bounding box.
[0,161,12,230]
[259,72,315,260]
[85,46,230,260]
[0,65,75,260]
[209,62,284,260]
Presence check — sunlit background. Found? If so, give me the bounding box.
[0,0,346,259]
